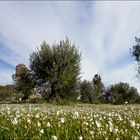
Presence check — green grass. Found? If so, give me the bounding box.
[0,104,140,140]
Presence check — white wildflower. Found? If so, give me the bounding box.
[40,129,44,134]
[134,136,139,140]
[12,117,18,125]
[125,101,128,104]
[35,113,40,118]
[118,115,123,121]
[16,114,20,118]
[115,128,118,133]
[136,123,140,128]
[134,136,140,140]
[108,120,113,127]
[79,136,83,140]
[47,122,51,127]
[37,122,41,127]
[74,112,79,118]
[95,121,101,128]
[109,126,114,132]
[89,130,94,135]
[60,118,65,123]
[131,120,136,127]
[57,111,60,116]
[27,118,31,124]
[89,118,93,122]
[51,135,57,140]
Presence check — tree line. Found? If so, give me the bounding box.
[1,37,140,104]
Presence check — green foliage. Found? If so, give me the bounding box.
[29,98,46,104]
[92,74,105,103]
[13,64,35,99]
[79,74,104,104]
[106,82,140,104]
[80,80,94,103]
[132,45,140,62]
[0,85,20,102]
[131,37,140,77]
[30,38,81,101]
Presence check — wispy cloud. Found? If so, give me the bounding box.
[0,1,140,92]
[83,1,140,91]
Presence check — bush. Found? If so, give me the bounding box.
[0,85,21,102]
[105,82,140,104]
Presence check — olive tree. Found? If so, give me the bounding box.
[30,38,81,101]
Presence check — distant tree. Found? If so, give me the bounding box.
[12,64,34,100]
[107,82,140,104]
[80,80,94,103]
[131,37,140,78]
[29,38,81,101]
[0,85,19,101]
[102,87,111,103]
[92,74,105,103]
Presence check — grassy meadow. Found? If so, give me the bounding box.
[0,104,140,140]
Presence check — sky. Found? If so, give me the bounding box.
[0,1,140,92]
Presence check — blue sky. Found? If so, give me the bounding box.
[0,1,140,91]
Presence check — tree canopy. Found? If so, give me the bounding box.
[131,37,140,77]
[12,64,34,99]
[29,38,81,101]
[105,82,140,104]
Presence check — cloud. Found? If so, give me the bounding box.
[83,1,140,92]
[0,1,140,92]
[0,69,14,85]
[0,1,91,66]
